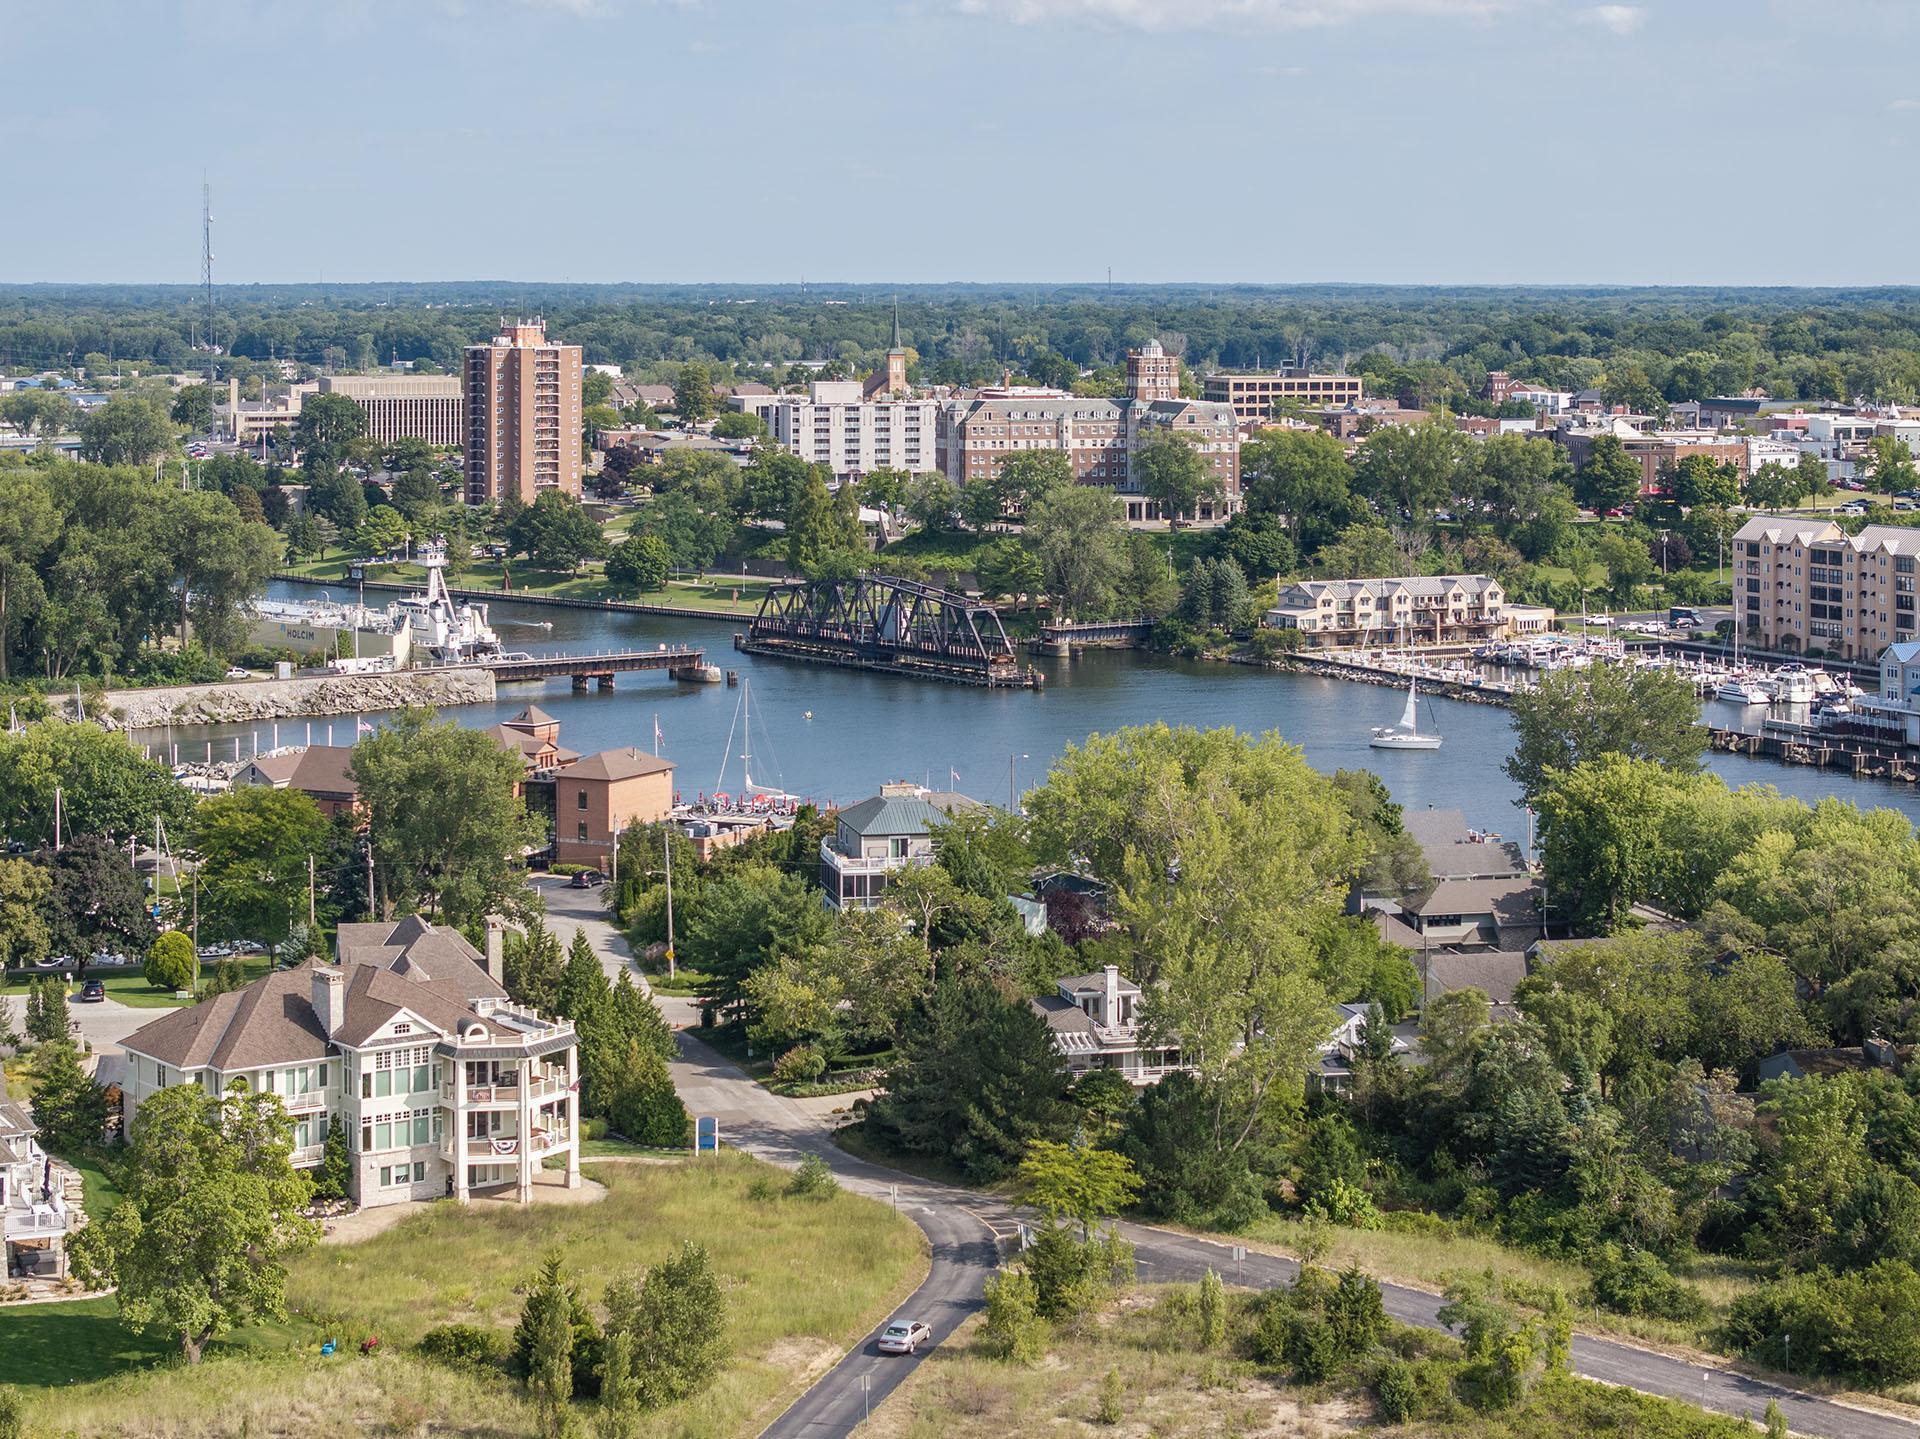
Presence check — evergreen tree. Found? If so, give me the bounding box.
[313,1114,352,1201]
[602,1242,728,1409]
[608,1045,691,1147]
[26,977,69,1043]
[30,1039,107,1153]
[864,977,1073,1183]
[504,918,565,1014]
[557,930,610,1021]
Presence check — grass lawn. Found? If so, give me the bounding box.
[642,960,715,997]
[577,1135,688,1158]
[278,556,776,616]
[64,1147,122,1217]
[868,1285,1752,1439]
[21,1153,927,1438]
[2,955,274,1010]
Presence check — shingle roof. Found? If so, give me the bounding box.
[1056,969,1141,995]
[122,964,332,1070]
[127,919,508,1071]
[567,747,676,783]
[1406,875,1538,921]
[241,745,359,798]
[1423,950,1529,1006]
[507,705,556,727]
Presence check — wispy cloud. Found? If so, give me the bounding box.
[1257,63,1309,76]
[1581,4,1644,35]
[1892,99,1920,111]
[954,0,1518,31]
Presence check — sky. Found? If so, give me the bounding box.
[3,0,1918,286]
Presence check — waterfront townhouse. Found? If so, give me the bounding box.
[1731,515,1920,661]
[120,916,579,1208]
[1263,574,1507,647]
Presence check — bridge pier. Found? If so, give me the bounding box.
[596,675,615,693]
[571,675,587,694]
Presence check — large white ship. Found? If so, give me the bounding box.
[248,555,503,669]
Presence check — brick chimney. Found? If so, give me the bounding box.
[311,963,345,1038]
[1103,965,1122,1028]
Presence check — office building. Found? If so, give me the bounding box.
[319,374,464,448]
[1202,365,1364,420]
[463,321,583,504]
[1732,515,1920,661]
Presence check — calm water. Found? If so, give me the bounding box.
[133,582,1920,847]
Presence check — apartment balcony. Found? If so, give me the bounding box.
[289,1142,327,1167]
[456,1125,571,1161]
[461,1072,567,1106]
[821,837,912,877]
[283,1090,328,1115]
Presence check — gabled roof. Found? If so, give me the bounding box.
[1057,969,1141,996]
[122,963,332,1071]
[127,918,515,1073]
[567,747,676,783]
[1423,950,1529,1006]
[241,745,359,798]
[506,705,556,728]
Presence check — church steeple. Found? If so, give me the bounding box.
[890,295,901,351]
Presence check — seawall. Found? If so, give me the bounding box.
[93,666,497,731]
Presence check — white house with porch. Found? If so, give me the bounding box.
[1030,966,1183,1084]
[119,916,579,1209]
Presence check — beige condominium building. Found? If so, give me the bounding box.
[320,374,464,447]
[1203,366,1364,420]
[464,320,583,503]
[1732,516,1920,661]
[119,917,580,1209]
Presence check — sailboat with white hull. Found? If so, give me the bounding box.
[1370,669,1444,750]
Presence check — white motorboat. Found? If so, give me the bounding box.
[1716,677,1772,705]
[1370,671,1443,750]
[1770,667,1818,704]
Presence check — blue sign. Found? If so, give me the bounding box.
[695,1116,719,1153]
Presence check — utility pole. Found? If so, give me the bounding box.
[308,854,316,928]
[364,834,375,918]
[52,785,61,852]
[663,826,676,981]
[1007,752,1028,814]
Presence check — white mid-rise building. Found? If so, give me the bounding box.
[737,380,939,480]
[120,916,580,1209]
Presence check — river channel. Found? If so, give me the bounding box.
[132,582,1920,845]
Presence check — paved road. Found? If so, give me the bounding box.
[667,1033,1920,1439]
[540,876,701,1027]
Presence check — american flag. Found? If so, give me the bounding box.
[357,718,374,735]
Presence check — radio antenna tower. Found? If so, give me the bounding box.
[201,181,216,407]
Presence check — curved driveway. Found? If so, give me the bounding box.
[668,1038,1918,1439]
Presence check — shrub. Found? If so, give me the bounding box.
[418,1324,502,1372]
[772,1044,827,1085]
[1373,1359,1421,1423]
[145,931,197,993]
[1094,1368,1124,1425]
[582,1116,609,1142]
[0,1386,20,1439]
[1727,1261,1920,1384]
[603,1242,729,1409]
[1025,1225,1132,1322]
[1305,1175,1380,1229]
[980,1269,1048,1364]
[786,1153,837,1199]
[1197,1268,1226,1349]
[1588,1245,1709,1322]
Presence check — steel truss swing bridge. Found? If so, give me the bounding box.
[738,573,1042,688]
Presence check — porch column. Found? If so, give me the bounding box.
[452,1058,470,1205]
[515,1059,534,1203]
[564,1047,581,1190]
